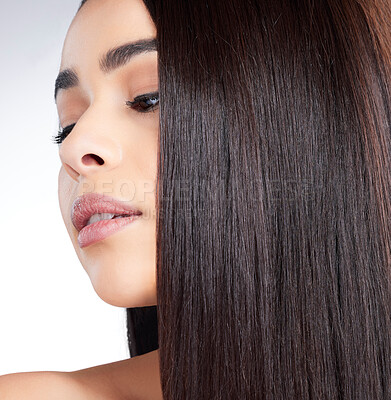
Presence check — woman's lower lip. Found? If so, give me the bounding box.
[77,215,141,248]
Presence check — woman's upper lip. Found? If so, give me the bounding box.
[71,192,142,232]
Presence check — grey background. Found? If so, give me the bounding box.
[0,1,129,374]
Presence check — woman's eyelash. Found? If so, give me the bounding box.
[51,123,75,145]
[51,92,159,145]
[125,91,159,113]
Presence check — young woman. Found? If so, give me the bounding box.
[1,0,391,398]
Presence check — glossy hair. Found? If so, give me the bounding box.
[79,0,391,398]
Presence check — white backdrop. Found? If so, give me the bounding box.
[0,0,129,375]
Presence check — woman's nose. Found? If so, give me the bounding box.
[58,120,123,182]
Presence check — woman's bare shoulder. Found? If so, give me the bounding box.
[0,350,162,400]
[73,349,162,400]
[0,370,88,400]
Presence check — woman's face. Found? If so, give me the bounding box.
[55,0,158,307]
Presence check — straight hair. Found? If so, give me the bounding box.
[82,0,391,398]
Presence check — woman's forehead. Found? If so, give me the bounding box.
[60,0,156,69]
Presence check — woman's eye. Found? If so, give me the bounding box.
[51,123,76,145]
[51,92,159,145]
[126,91,159,113]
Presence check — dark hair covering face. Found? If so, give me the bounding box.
[78,0,391,399]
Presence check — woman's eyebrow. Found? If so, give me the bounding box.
[54,38,157,103]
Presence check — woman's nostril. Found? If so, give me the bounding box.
[82,154,104,166]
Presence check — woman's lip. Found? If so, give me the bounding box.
[71,192,142,233]
[77,214,141,248]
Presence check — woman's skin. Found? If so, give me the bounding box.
[58,0,158,309]
[0,0,162,398]
[0,350,161,399]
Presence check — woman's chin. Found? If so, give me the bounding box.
[71,220,157,307]
[93,285,157,308]
[90,271,157,308]
[82,251,157,308]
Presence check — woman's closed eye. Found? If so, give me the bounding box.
[52,91,160,145]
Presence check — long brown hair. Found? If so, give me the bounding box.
[81,0,391,398]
